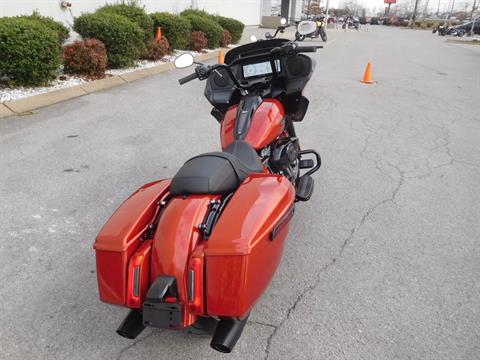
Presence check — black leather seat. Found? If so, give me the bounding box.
[170,141,263,195]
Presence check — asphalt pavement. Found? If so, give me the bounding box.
[1,26,479,360]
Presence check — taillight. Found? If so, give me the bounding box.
[188,256,204,314]
[126,241,151,308]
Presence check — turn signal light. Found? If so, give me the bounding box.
[126,242,151,308]
[188,257,204,314]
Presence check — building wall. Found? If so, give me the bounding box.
[0,0,263,26]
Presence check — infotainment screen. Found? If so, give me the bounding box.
[242,60,281,79]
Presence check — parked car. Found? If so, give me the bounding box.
[370,17,379,25]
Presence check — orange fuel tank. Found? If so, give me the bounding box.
[204,174,295,317]
[220,99,286,150]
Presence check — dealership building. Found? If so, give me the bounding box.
[0,0,303,27]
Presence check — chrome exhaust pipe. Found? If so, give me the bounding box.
[210,315,249,353]
[116,309,145,339]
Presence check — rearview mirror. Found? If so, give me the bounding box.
[280,18,287,25]
[297,20,317,35]
[174,53,194,69]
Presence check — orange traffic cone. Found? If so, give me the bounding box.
[360,62,374,84]
[155,27,162,42]
[218,49,224,64]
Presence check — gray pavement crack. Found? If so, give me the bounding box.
[116,330,156,360]
[264,116,407,360]
[264,173,404,359]
[248,320,277,329]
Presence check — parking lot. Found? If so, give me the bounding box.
[1,26,479,359]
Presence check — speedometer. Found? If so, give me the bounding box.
[242,60,281,79]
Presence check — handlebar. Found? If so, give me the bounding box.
[177,42,321,86]
[178,71,198,85]
[296,45,321,52]
[270,43,321,56]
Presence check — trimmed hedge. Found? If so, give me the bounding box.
[221,29,232,47]
[96,2,153,43]
[212,15,244,43]
[150,12,191,50]
[0,17,60,86]
[74,12,144,68]
[189,31,207,51]
[182,14,223,48]
[18,11,70,44]
[180,8,211,18]
[63,38,108,77]
[180,9,244,44]
[142,38,169,60]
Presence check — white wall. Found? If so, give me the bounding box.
[0,0,263,26]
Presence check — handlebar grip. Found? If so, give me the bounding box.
[178,71,198,85]
[296,46,319,53]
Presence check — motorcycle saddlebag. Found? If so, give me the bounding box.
[204,174,295,317]
[94,180,170,306]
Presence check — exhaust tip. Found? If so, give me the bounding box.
[116,309,146,340]
[116,329,136,339]
[211,343,232,353]
[210,315,249,353]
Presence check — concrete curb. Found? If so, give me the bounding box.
[0,50,221,119]
[446,38,480,45]
[0,103,15,118]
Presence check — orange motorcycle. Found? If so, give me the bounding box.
[94,21,321,353]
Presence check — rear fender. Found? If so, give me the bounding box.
[150,195,218,327]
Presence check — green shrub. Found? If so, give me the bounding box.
[96,1,153,43]
[189,31,207,51]
[180,8,211,18]
[212,16,244,43]
[0,17,60,86]
[182,14,223,48]
[63,38,108,77]
[180,9,244,44]
[150,12,191,50]
[74,12,143,68]
[18,11,70,44]
[142,38,169,60]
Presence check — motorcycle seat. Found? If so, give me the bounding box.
[170,141,263,195]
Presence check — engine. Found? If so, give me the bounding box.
[267,137,300,181]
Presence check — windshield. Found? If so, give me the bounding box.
[224,38,289,65]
